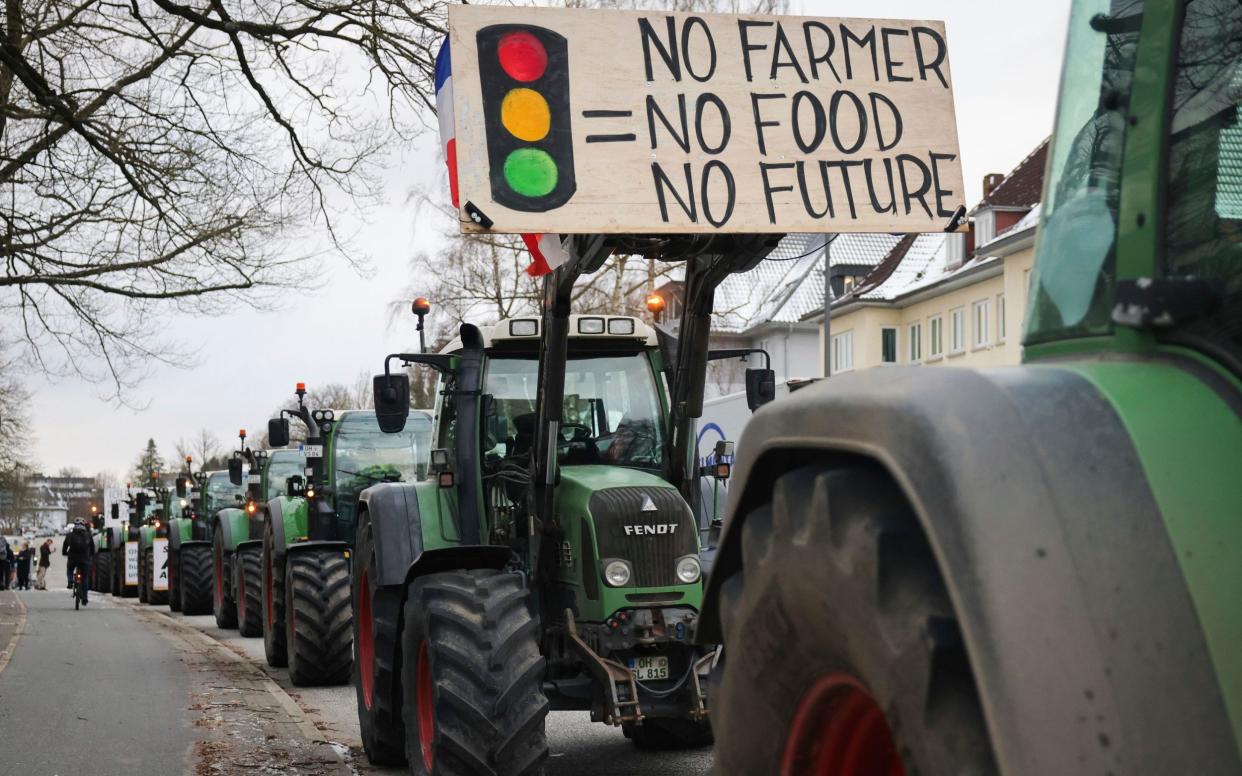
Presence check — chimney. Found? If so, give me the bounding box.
[982,173,1005,200]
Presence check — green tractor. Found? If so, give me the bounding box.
[108,485,156,599]
[91,503,120,594]
[353,249,770,770]
[201,448,249,628]
[137,485,173,606]
[164,456,214,615]
[700,2,1242,774]
[260,386,431,686]
[214,434,306,637]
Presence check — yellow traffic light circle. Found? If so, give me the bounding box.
[500,88,551,142]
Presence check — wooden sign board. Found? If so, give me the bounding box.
[447,5,965,235]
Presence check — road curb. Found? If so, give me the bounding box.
[114,597,347,767]
[0,591,27,677]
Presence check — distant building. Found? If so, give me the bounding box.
[2,473,104,531]
[810,139,1048,373]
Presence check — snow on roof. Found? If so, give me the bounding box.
[855,234,949,301]
[712,233,902,333]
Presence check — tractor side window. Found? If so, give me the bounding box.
[1163,0,1242,363]
[264,456,306,501]
[1026,0,1142,345]
[432,373,458,475]
[333,412,428,530]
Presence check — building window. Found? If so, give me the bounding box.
[976,209,996,246]
[973,299,990,348]
[950,307,965,353]
[929,316,943,358]
[908,322,922,363]
[997,293,1006,342]
[832,330,854,373]
[881,327,897,364]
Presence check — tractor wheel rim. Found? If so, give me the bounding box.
[780,672,905,776]
[358,569,375,709]
[417,640,435,773]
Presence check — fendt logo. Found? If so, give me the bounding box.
[624,523,678,536]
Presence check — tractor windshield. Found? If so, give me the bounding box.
[332,411,431,529]
[484,353,666,469]
[1027,0,1142,345]
[264,451,306,501]
[1162,0,1242,363]
[204,473,244,515]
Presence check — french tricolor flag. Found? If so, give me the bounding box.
[435,39,569,278]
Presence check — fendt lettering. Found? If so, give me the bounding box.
[624,523,679,536]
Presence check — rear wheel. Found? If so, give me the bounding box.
[139,549,150,603]
[179,545,213,615]
[236,546,263,637]
[713,464,997,776]
[401,569,548,776]
[95,551,112,595]
[353,510,406,766]
[285,548,352,686]
[261,520,287,667]
[212,526,237,629]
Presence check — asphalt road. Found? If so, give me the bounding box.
[0,589,196,776]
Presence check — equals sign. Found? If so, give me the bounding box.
[582,110,636,143]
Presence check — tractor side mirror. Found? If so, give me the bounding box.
[111,503,119,521]
[287,475,304,497]
[268,417,290,448]
[91,515,104,530]
[373,373,411,434]
[745,368,776,411]
[228,456,244,486]
[175,477,188,498]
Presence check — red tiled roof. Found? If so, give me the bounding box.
[975,138,1050,211]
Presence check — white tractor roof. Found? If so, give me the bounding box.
[440,315,657,353]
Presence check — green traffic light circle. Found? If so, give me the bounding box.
[503,148,558,198]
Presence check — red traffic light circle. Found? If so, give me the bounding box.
[497,31,547,83]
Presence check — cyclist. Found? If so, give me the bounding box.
[62,519,95,605]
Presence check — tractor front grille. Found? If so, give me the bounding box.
[589,487,696,588]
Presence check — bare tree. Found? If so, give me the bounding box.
[0,360,31,470]
[0,0,451,397]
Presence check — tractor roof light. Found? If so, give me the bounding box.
[412,297,432,317]
[607,318,635,336]
[602,559,632,588]
[578,317,605,335]
[509,319,538,337]
[296,382,306,396]
[646,294,666,314]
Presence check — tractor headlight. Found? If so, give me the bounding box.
[602,559,632,588]
[675,555,701,584]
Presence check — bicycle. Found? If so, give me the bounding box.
[72,567,86,610]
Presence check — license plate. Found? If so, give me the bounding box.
[628,656,669,681]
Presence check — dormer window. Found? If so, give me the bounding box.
[975,210,996,247]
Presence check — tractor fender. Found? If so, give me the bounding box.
[265,496,309,561]
[359,482,511,589]
[701,364,1238,774]
[235,538,263,554]
[213,508,249,554]
[285,539,348,556]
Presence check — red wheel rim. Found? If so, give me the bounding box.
[416,641,435,773]
[358,569,375,709]
[265,548,273,630]
[780,673,905,776]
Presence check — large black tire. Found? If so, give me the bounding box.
[212,525,238,629]
[237,545,263,637]
[712,464,997,775]
[168,549,182,611]
[179,544,213,615]
[353,510,406,766]
[626,718,713,749]
[138,548,150,603]
[285,548,352,686]
[400,570,548,776]
[146,549,169,606]
[262,520,287,667]
[112,548,123,596]
[95,550,112,595]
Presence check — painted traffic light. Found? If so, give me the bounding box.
[476,25,576,212]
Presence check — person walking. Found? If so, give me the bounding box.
[15,543,32,590]
[0,537,9,591]
[36,539,52,590]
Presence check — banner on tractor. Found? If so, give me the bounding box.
[125,541,139,586]
[446,5,965,234]
[153,538,170,592]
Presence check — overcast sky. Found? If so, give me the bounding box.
[24,0,1071,480]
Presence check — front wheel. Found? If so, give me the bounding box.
[401,570,548,776]
[261,520,287,667]
[212,526,237,629]
[285,548,352,686]
[353,511,406,766]
[712,464,997,776]
[179,544,213,615]
[236,546,263,637]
